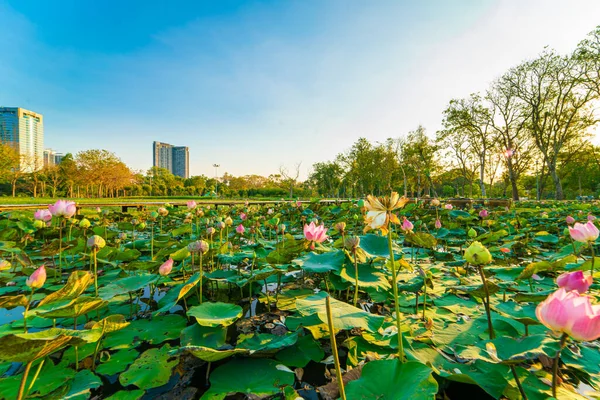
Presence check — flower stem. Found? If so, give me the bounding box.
[477,265,495,339]
[326,295,347,400]
[352,250,359,307]
[23,289,34,333]
[552,333,569,398]
[16,361,32,400]
[387,228,404,362]
[509,365,527,400]
[591,243,595,280]
[93,249,98,297]
[26,358,45,397]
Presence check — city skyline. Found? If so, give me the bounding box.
[1,1,600,179]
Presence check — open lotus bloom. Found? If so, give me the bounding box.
[363,192,409,234]
[536,288,600,341]
[556,271,593,294]
[48,200,77,218]
[34,209,52,222]
[304,221,328,243]
[569,221,599,243]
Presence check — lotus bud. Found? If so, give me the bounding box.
[131,218,139,226]
[267,208,274,215]
[224,217,233,226]
[0,260,11,270]
[79,218,91,229]
[118,232,127,240]
[159,259,174,276]
[566,216,575,225]
[187,200,197,210]
[188,240,210,254]
[196,209,204,217]
[335,222,346,233]
[87,235,106,250]
[444,204,453,210]
[206,227,216,236]
[434,219,442,229]
[26,265,46,289]
[401,218,414,232]
[96,207,102,213]
[157,207,169,217]
[479,209,489,218]
[563,227,570,236]
[589,214,597,222]
[236,224,245,235]
[431,199,440,207]
[33,220,45,229]
[344,236,360,250]
[464,241,492,265]
[468,228,477,238]
[240,212,247,221]
[279,224,286,233]
[138,222,146,230]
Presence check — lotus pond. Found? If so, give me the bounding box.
[0,197,599,400]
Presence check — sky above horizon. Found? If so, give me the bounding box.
[1,0,599,179]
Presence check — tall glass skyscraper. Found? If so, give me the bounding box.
[0,107,44,171]
[152,141,189,178]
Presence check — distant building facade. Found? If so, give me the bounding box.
[0,107,44,171]
[152,141,189,178]
[172,146,189,178]
[43,149,64,167]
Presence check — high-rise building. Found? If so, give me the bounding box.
[43,149,64,167]
[0,107,44,171]
[172,146,189,179]
[43,149,57,167]
[152,141,189,178]
[153,141,173,171]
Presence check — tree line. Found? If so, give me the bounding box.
[310,26,600,200]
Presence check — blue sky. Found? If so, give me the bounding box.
[1,0,599,178]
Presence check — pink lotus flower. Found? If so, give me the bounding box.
[444,204,453,210]
[536,288,600,341]
[240,212,247,221]
[304,222,328,249]
[48,200,76,218]
[479,209,489,218]
[26,265,46,289]
[296,201,302,208]
[34,209,52,222]
[236,224,245,235]
[566,216,575,225]
[206,227,216,236]
[569,221,599,243]
[557,271,593,294]
[159,259,173,276]
[400,218,413,232]
[187,201,197,210]
[434,219,442,229]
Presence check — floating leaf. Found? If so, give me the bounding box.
[119,345,177,390]
[187,302,243,327]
